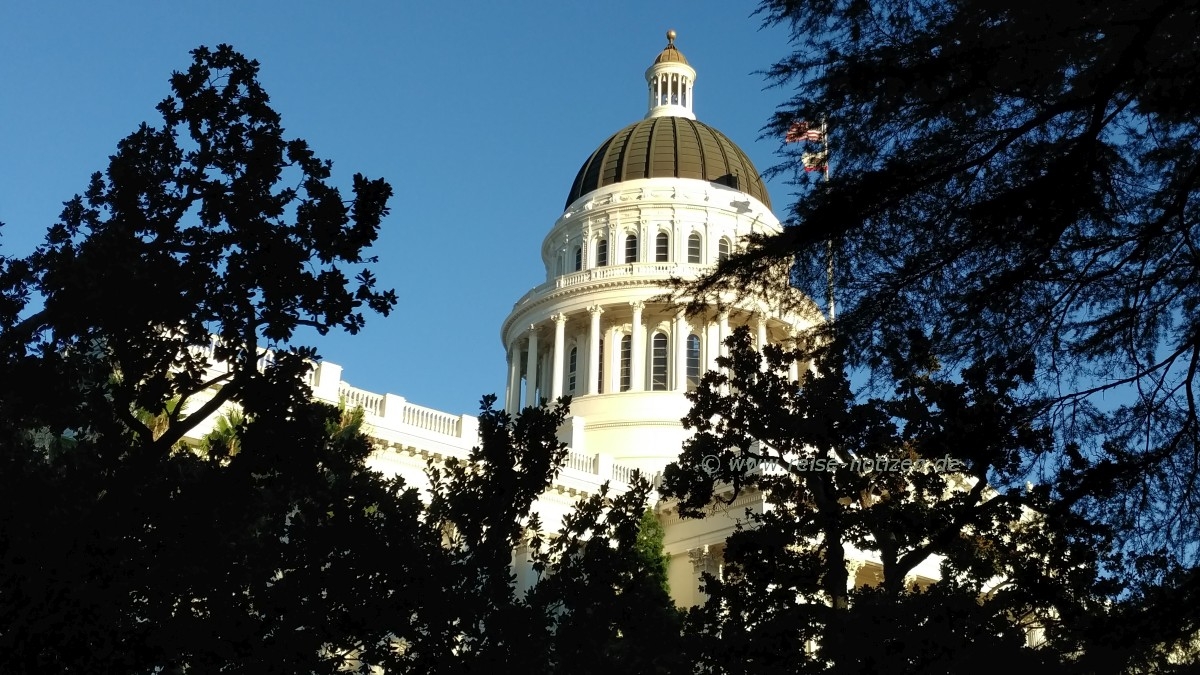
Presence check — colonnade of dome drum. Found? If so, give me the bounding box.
[502,301,799,414]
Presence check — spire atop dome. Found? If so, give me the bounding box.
[645,29,696,119]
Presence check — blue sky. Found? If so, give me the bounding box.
[0,2,796,415]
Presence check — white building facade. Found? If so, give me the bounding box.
[498,31,820,603]
[184,31,938,608]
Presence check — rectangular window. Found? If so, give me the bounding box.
[568,347,578,394]
[597,239,608,267]
[619,335,632,392]
[598,336,604,394]
[651,333,668,391]
[686,335,701,391]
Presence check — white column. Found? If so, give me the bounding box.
[506,347,520,413]
[847,559,866,592]
[718,311,731,395]
[587,306,602,395]
[718,311,730,365]
[757,314,769,371]
[551,313,567,399]
[688,545,720,604]
[630,301,645,392]
[788,328,800,382]
[606,326,619,392]
[638,220,646,263]
[706,318,720,372]
[524,325,539,408]
[675,313,689,391]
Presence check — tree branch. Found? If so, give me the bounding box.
[151,379,240,454]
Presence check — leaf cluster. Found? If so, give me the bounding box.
[0,43,678,674]
[662,326,1192,671]
[0,44,397,461]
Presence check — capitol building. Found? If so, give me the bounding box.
[187,31,941,607]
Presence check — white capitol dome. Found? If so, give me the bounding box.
[500,29,811,478]
[184,31,928,609]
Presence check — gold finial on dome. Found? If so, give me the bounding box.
[652,29,689,65]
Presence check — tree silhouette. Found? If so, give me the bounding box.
[0,47,686,674]
[661,327,1197,671]
[668,1,1200,666]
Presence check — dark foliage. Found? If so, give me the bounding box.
[662,327,1199,671]
[525,478,687,675]
[0,44,397,457]
[0,44,680,674]
[667,0,1200,661]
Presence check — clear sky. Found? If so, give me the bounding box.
[0,2,796,415]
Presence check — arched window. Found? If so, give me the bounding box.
[573,246,582,271]
[688,232,702,264]
[718,237,731,262]
[598,336,605,394]
[619,335,632,392]
[656,232,669,262]
[651,333,669,391]
[625,233,638,263]
[686,334,701,391]
[596,238,608,267]
[568,347,578,394]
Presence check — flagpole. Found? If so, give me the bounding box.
[786,116,836,326]
[822,115,834,324]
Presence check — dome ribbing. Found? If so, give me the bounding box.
[564,116,771,210]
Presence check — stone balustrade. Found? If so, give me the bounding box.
[187,341,642,495]
[337,383,383,417]
[564,449,598,474]
[399,400,463,437]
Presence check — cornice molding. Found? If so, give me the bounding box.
[502,276,788,343]
[585,419,683,431]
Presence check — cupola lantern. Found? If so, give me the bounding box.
[645,29,697,120]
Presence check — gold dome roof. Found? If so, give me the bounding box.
[565,116,770,209]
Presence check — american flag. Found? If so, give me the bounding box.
[785,120,824,143]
